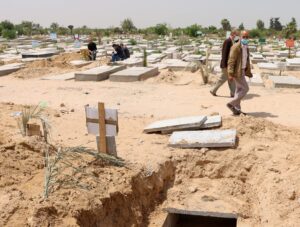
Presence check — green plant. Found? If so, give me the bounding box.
[44,146,124,198]
[129,38,137,45]
[16,102,50,139]
[143,48,147,67]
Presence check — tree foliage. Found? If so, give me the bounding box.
[270,18,283,31]
[121,18,136,33]
[257,20,265,30]
[154,23,168,36]
[221,19,231,31]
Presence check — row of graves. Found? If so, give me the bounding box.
[1,35,300,88]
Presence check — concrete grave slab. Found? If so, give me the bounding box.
[169,129,237,148]
[75,65,126,81]
[110,67,159,82]
[0,63,25,76]
[41,72,75,81]
[246,74,264,86]
[257,63,279,70]
[21,50,59,58]
[268,75,300,88]
[163,59,197,72]
[69,60,92,67]
[201,115,222,129]
[117,58,143,67]
[144,116,207,134]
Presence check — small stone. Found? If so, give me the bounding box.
[288,190,296,200]
[175,179,182,185]
[70,109,75,112]
[54,113,61,118]
[60,103,65,107]
[188,186,198,193]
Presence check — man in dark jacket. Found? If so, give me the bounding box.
[87,38,97,61]
[121,43,130,59]
[112,44,125,62]
[210,30,238,97]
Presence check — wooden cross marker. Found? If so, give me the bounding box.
[98,102,107,153]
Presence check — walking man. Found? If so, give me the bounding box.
[227,31,253,115]
[210,30,238,97]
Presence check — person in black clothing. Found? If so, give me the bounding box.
[87,38,97,61]
[210,30,239,97]
[112,44,125,62]
[120,43,130,59]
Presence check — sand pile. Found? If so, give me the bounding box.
[12,53,83,79]
[149,116,300,226]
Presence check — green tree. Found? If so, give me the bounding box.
[221,19,231,31]
[2,29,16,39]
[154,23,168,36]
[50,22,59,32]
[239,23,245,30]
[121,18,136,33]
[256,20,265,30]
[249,29,263,38]
[284,17,297,38]
[1,20,14,30]
[68,25,74,35]
[185,24,202,37]
[270,18,283,31]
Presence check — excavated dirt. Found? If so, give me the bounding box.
[10,53,110,79]
[1,102,300,227]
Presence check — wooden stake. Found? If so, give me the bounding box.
[98,102,107,153]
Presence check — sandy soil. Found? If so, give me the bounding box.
[0,65,300,226]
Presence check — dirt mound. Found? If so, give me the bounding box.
[149,116,300,226]
[152,69,178,83]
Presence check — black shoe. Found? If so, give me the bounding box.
[210,91,217,96]
[227,103,241,115]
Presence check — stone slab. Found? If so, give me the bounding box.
[75,65,126,81]
[169,129,237,148]
[0,63,24,76]
[246,74,264,86]
[163,59,197,72]
[257,63,279,70]
[41,72,75,81]
[165,208,238,219]
[69,60,92,67]
[201,115,222,129]
[144,116,207,134]
[21,51,58,59]
[110,67,159,82]
[117,58,143,67]
[268,75,300,88]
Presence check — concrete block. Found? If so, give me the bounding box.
[268,75,300,88]
[169,129,237,148]
[69,60,92,67]
[41,72,75,81]
[201,115,222,129]
[0,63,24,76]
[75,65,126,81]
[163,59,197,72]
[110,67,159,82]
[246,74,264,87]
[144,116,207,134]
[257,63,279,70]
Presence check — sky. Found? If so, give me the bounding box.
[0,0,299,29]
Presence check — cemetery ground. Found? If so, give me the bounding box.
[0,55,300,226]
